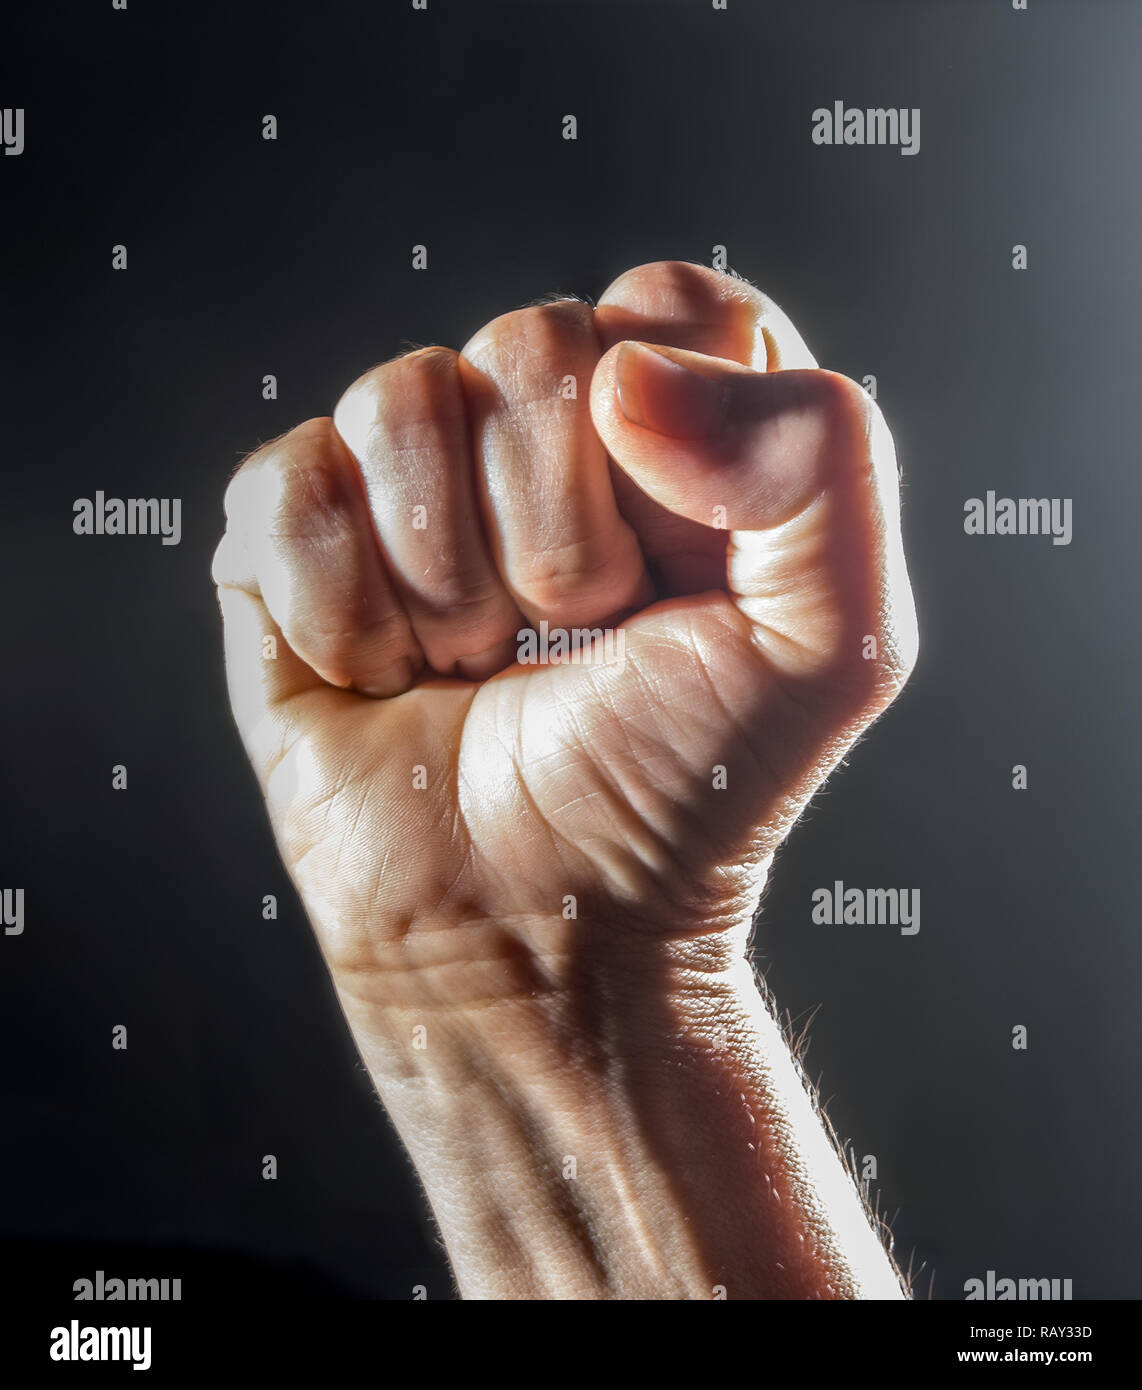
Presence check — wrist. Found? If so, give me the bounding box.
[332,926,903,1299]
[330,908,750,1090]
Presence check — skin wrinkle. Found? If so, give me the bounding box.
[215,261,916,1300]
[553,666,685,887]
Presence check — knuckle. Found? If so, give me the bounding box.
[813,370,876,444]
[225,418,340,524]
[427,567,507,616]
[597,260,764,362]
[600,259,720,305]
[309,608,415,686]
[509,537,627,614]
[263,426,360,543]
[514,567,579,612]
[600,258,760,316]
[461,300,595,376]
[210,531,245,590]
[334,346,462,458]
[221,457,260,526]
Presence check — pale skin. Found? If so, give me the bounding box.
[212,261,918,1299]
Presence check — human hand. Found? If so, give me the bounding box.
[213,261,916,1299]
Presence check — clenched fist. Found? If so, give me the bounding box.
[213,261,917,1300]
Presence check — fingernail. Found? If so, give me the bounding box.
[615,342,729,438]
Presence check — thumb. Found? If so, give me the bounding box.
[589,341,917,699]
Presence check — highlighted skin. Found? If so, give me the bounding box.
[213,262,917,1300]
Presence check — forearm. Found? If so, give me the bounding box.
[334,933,906,1301]
[216,258,918,1301]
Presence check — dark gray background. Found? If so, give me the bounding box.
[2,0,1137,1299]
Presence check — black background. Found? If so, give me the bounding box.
[2,0,1139,1300]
